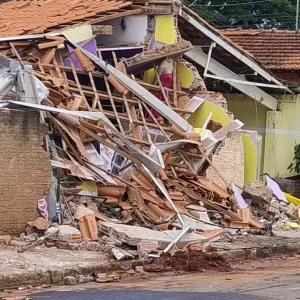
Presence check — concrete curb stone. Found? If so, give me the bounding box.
[0,270,51,290]
[1,242,300,291]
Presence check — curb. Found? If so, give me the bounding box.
[0,260,136,291]
[1,242,299,291]
[215,241,300,261]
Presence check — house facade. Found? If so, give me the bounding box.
[222,29,300,178]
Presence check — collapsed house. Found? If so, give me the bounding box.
[0,0,294,257]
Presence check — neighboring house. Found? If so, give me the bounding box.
[220,29,300,178]
[177,7,295,178]
[221,29,300,86]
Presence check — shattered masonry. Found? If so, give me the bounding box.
[0,0,294,262]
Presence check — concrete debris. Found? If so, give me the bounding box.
[96,272,120,283]
[77,241,104,252]
[63,276,77,285]
[123,41,193,71]
[99,222,208,249]
[111,247,135,260]
[137,240,159,259]
[0,235,11,245]
[74,206,95,220]
[0,0,296,272]
[29,217,49,231]
[46,225,81,243]
[243,180,273,204]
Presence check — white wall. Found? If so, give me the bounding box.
[97,16,148,47]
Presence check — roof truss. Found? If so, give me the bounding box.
[185,48,278,110]
[178,6,292,95]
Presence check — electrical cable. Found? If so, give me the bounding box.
[182,211,242,230]
[189,0,273,7]
[183,201,243,230]
[184,201,225,215]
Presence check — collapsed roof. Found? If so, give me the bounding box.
[0,0,282,250]
[176,5,293,110]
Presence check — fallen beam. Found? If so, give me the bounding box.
[185,49,279,111]
[67,40,194,133]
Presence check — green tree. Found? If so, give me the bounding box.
[185,0,297,29]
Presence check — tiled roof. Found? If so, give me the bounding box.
[182,7,257,60]
[0,0,132,37]
[221,29,300,70]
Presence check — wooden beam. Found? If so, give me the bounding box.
[87,9,144,25]
[144,6,172,15]
[73,46,193,132]
[112,52,140,140]
[92,25,114,35]
[79,119,150,147]
[26,61,188,96]
[9,42,22,61]
[78,124,142,167]
[104,76,125,134]
[185,50,278,111]
[173,60,178,108]
[38,40,63,49]
[66,50,91,111]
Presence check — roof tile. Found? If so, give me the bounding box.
[0,0,132,37]
[221,29,300,70]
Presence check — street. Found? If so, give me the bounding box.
[31,290,261,300]
[26,256,300,300]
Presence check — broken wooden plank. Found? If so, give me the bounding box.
[38,40,63,49]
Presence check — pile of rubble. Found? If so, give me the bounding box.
[0,27,298,262]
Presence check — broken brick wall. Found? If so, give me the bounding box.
[0,109,51,235]
[206,131,244,190]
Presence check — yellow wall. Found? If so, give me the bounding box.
[188,100,231,128]
[188,93,300,179]
[61,24,93,43]
[225,94,300,178]
[225,94,268,176]
[225,94,268,134]
[188,96,258,184]
[155,16,176,44]
[265,96,300,177]
[242,134,257,184]
[175,59,194,89]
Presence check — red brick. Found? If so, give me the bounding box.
[0,109,51,235]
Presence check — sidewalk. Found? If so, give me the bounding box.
[0,247,132,290]
[1,234,300,291]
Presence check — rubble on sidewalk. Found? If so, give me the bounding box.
[1,0,300,267]
[0,34,283,259]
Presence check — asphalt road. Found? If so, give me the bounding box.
[12,256,300,300]
[32,290,262,300]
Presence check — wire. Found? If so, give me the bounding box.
[185,202,225,215]
[183,201,243,230]
[216,22,296,28]
[190,0,273,7]
[182,212,242,230]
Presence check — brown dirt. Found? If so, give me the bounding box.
[145,249,232,272]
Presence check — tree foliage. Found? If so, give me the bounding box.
[185,0,297,29]
[288,143,300,174]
